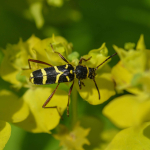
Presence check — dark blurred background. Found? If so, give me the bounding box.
[1,0,150,149]
[1,1,150,54]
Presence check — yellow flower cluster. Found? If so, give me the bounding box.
[2,34,150,150]
[102,35,150,149]
[0,35,115,149]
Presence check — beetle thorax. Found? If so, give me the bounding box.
[75,65,88,80]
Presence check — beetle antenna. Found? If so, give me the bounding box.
[95,53,117,70]
[93,78,100,99]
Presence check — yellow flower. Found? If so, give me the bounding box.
[0,34,116,135]
[0,35,41,88]
[0,35,71,133]
[54,122,90,150]
[103,35,150,128]
[111,34,149,95]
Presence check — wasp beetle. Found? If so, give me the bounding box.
[24,44,117,118]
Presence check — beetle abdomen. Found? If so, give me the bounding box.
[30,64,74,85]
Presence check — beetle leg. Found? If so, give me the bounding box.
[67,81,74,117]
[78,80,82,89]
[79,56,92,64]
[50,43,70,64]
[22,59,53,70]
[42,83,63,119]
[78,80,85,89]
[93,78,100,99]
[81,81,85,87]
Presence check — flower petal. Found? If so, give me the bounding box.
[15,87,68,133]
[105,122,150,150]
[113,44,146,74]
[32,35,72,67]
[0,63,19,85]
[103,95,150,128]
[0,121,11,150]
[0,35,41,86]
[136,34,146,50]
[0,90,29,123]
[111,61,132,88]
[146,50,150,69]
[111,61,141,94]
[137,71,150,95]
[76,73,115,105]
[80,43,110,70]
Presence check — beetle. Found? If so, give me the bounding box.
[24,44,117,118]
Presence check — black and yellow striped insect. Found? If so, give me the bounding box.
[25,44,117,118]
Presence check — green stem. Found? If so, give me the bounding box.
[71,86,78,129]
